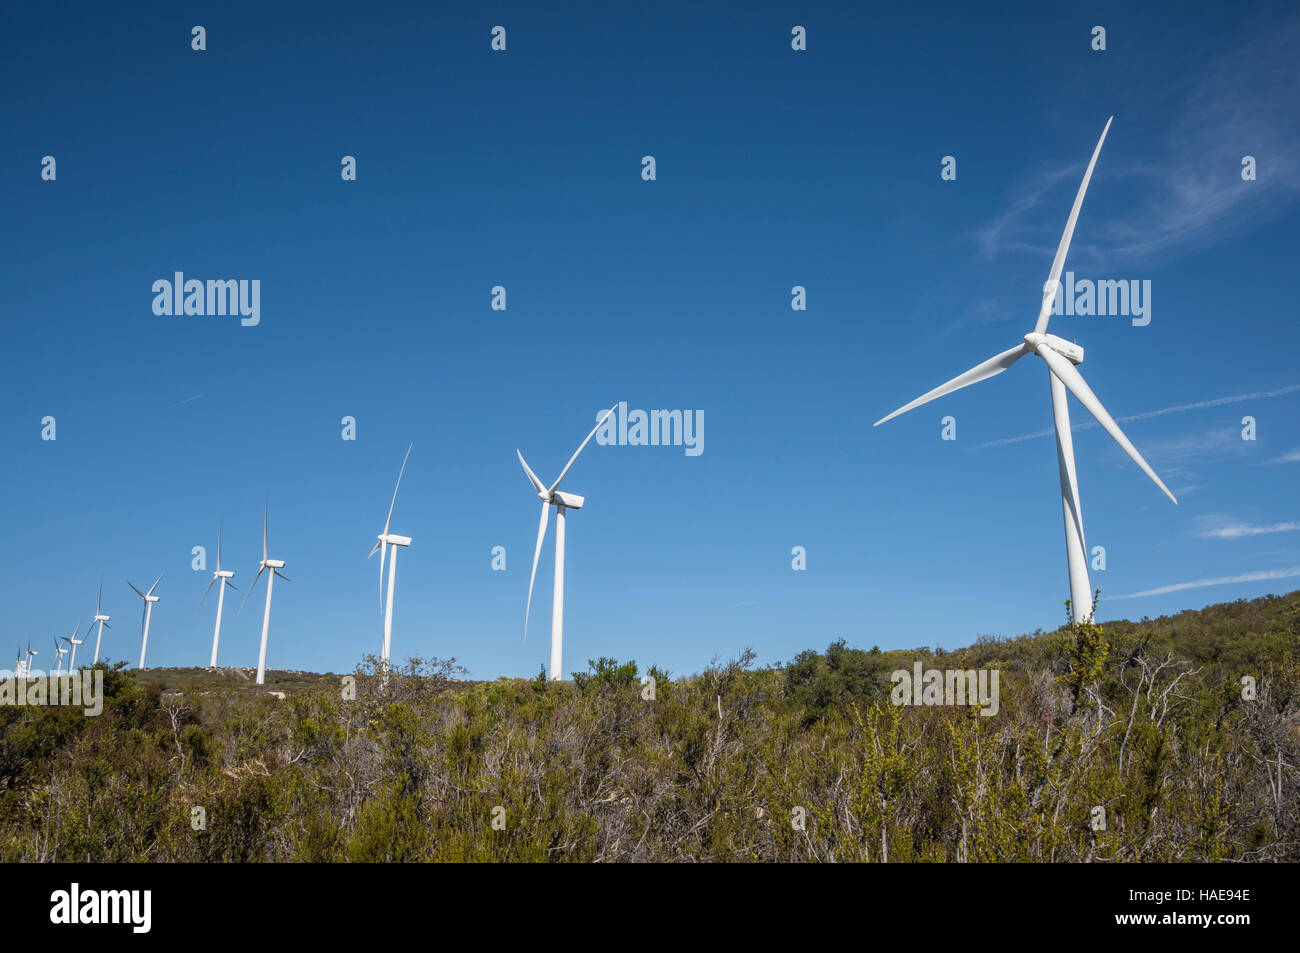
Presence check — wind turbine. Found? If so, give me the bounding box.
[239,498,290,686]
[127,571,165,669]
[199,519,238,668]
[368,444,412,671]
[874,117,1176,624]
[14,647,22,678]
[66,623,84,672]
[53,638,69,677]
[90,580,111,664]
[518,405,617,681]
[24,640,37,677]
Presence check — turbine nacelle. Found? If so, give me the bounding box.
[94,614,110,622]
[378,533,411,548]
[214,570,235,580]
[1025,332,1084,365]
[262,559,286,569]
[552,491,585,509]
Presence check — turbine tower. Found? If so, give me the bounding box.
[518,405,617,681]
[875,118,1177,623]
[368,444,412,671]
[53,638,68,677]
[90,580,111,664]
[128,571,165,669]
[199,519,238,668]
[239,498,290,686]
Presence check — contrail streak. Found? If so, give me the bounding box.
[1199,521,1300,539]
[1112,566,1300,599]
[976,383,1300,449]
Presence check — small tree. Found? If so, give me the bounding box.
[1057,591,1109,707]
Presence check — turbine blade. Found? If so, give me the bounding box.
[1034,344,1177,505]
[378,541,387,618]
[874,344,1029,426]
[262,497,269,563]
[127,580,145,599]
[383,444,412,536]
[517,450,545,494]
[524,501,551,640]
[1034,117,1113,335]
[549,404,617,493]
[198,576,217,610]
[367,539,382,558]
[238,566,266,616]
[274,570,291,582]
[224,580,237,592]
[217,517,223,571]
[97,578,103,615]
[147,570,166,597]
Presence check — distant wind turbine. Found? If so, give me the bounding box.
[239,498,290,686]
[66,623,84,671]
[368,444,412,671]
[128,571,165,668]
[199,519,238,668]
[53,638,69,677]
[874,118,1177,623]
[90,580,111,664]
[518,405,617,681]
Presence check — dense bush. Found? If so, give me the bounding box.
[1,593,1296,862]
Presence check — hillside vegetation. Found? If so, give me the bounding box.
[2,592,1297,862]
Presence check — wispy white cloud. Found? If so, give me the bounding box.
[1113,566,1300,599]
[1137,428,1246,465]
[1197,518,1300,539]
[974,166,1079,262]
[1269,448,1300,464]
[977,14,1300,268]
[976,383,1300,449]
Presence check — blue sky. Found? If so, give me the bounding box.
[3,2,1298,679]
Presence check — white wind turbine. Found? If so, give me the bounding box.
[199,519,238,668]
[66,623,84,672]
[53,637,69,677]
[127,572,165,669]
[24,640,37,677]
[367,444,412,670]
[875,117,1176,623]
[518,405,617,681]
[239,498,290,686]
[90,580,111,664]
